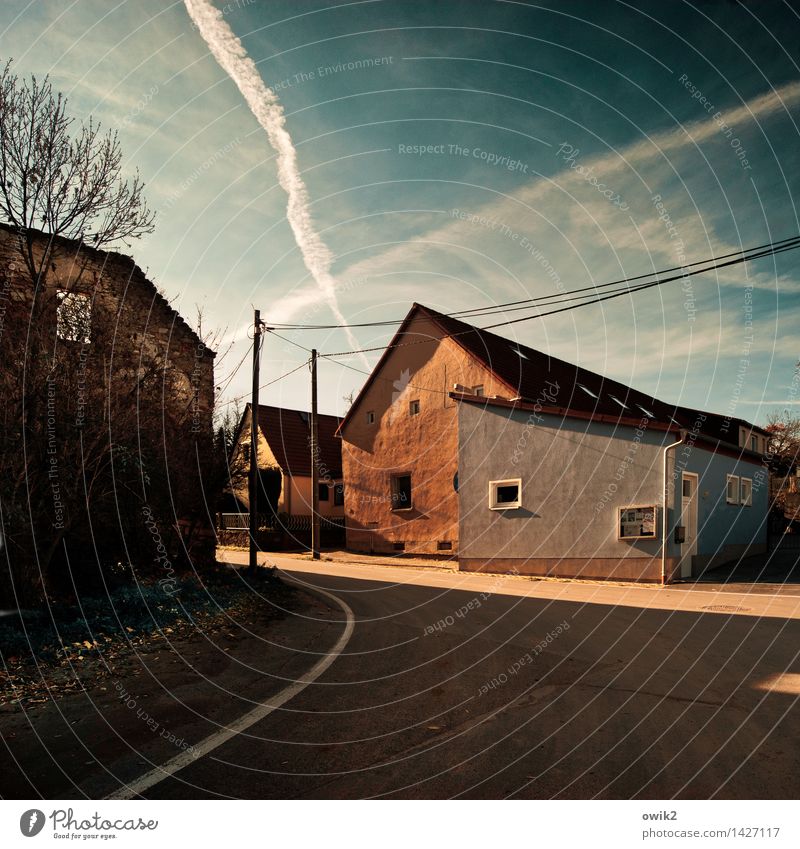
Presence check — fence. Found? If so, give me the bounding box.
[218,513,345,533]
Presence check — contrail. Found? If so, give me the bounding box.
[185,0,364,359]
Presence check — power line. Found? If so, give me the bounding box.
[450,234,800,319]
[225,357,312,406]
[268,235,800,333]
[261,358,312,388]
[483,239,800,330]
[322,351,455,398]
[225,234,800,412]
[267,328,314,353]
[215,340,254,396]
[317,237,800,358]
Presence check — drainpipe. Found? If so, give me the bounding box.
[661,429,686,585]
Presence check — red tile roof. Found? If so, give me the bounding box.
[426,303,768,446]
[338,302,766,447]
[250,404,342,478]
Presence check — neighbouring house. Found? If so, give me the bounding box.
[0,223,216,600]
[338,303,768,582]
[224,404,344,543]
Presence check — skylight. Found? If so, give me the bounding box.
[609,395,629,410]
[577,384,598,399]
[510,345,529,360]
[638,404,656,419]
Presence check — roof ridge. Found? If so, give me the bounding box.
[416,302,660,402]
[414,303,765,435]
[253,402,342,422]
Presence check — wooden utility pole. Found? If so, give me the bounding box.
[248,309,263,575]
[310,348,320,560]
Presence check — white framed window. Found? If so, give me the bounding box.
[618,505,657,540]
[740,477,752,506]
[726,474,740,505]
[366,410,375,425]
[409,399,420,416]
[489,478,522,510]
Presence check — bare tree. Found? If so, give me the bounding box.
[0,61,155,288]
[0,66,215,606]
[766,410,800,466]
[765,409,800,512]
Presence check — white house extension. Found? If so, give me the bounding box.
[455,393,769,583]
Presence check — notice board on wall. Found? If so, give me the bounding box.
[618,505,657,539]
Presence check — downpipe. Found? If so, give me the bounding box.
[661,429,686,585]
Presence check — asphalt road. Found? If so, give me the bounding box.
[6,553,800,799]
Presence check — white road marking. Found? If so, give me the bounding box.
[106,581,355,800]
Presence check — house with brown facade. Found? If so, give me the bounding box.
[0,223,216,600]
[226,403,344,529]
[338,303,769,582]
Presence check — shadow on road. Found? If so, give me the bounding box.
[690,543,800,587]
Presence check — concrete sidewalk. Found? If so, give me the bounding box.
[219,546,800,599]
[686,544,800,592]
[222,550,800,621]
[219,546,458,572]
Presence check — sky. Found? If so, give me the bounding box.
[3,0,800,424]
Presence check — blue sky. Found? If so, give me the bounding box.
[3,0,800,423]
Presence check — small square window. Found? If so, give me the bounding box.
[740,477,752,506]
[473,385,485,397]
[366,410,375,425]
[318,483,329,501]
[437,540,453,551]
[334,483,344,506]
[489,478,522,510]
[393,541,405,551]
[391,474,413,510]
[409,399,420,416]
[56,290,92,343]
[726,474,740,505]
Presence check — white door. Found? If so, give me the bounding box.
[680,473,699,578]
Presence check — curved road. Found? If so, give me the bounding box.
[126,553,800,799]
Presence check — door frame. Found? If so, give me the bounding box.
[680,472,699,578]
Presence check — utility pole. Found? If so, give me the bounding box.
[248,309,263,575]
[310,348,320,560]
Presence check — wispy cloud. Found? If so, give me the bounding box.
[184,0,364,359]
[341,79,800,286]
